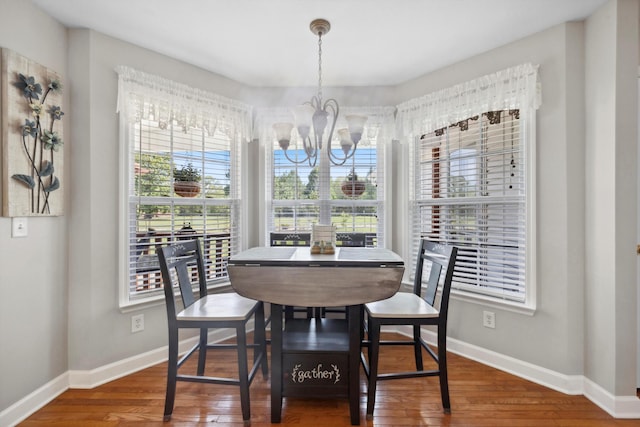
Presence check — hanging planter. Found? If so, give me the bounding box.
[173,181,201,197]
[341,170,366,198]
[173,163,201,197]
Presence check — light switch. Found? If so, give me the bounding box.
[12,217,28,238]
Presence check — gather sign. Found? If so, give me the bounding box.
[290,363,341,384]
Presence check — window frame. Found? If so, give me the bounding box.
[398,64,540,313]
[116,67,251,309]
[410,108,535,313]
[258,107,395,249]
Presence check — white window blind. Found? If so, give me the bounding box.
[117,66,251,305]
[399,64,540,305]
[256,106,395,247]
[414,111,525,301]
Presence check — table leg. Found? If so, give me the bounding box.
[348,305,360,425]
[271,304,283,423]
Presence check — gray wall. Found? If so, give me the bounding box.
[396,21,590,376]
[0,0,68,411]
[584,0,638,395]
[393,0,638,395]
[1,0,638,417]
[65,29,250,370]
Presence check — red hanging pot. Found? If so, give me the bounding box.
[341,180,366,197]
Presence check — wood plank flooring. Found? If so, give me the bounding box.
[19,333,640,426]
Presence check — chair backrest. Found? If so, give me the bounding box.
[135,228,157,257]
[270,232,312,247]
[157,238,207,319]
[335,232,367,247]
[412,239,458,316]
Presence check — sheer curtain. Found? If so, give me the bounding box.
[396,63,541,138]
[116,66,253,140]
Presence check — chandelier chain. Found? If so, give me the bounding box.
[317,32,323,101]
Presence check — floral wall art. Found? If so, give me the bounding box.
[1,48,64,217]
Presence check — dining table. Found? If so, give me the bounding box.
[227,246,404,425]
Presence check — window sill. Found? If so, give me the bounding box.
[450,289,536,316]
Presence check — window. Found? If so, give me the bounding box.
[117,67,252,306]
[414,110,526,301]
[258,107,395,247]
[398,64,540,308]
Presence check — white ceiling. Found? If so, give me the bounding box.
[33,0,608,87]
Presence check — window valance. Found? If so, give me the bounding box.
[396,63,541,138]
[115,66,253,141]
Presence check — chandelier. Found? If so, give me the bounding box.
[273,19,367,167]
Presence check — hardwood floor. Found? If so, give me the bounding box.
[19,333,640,426]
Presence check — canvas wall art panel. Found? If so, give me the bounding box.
[1,48,64,217]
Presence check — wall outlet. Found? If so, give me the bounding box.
[131,314,144,333]
[12,217,28,238]
[483,311,496,329]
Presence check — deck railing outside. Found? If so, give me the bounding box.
[133,231,232,292]
[132,231,377,293]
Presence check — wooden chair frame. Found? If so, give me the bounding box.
[158,239,268,425]
[361,239,458,418]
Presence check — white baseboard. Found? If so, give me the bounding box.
[583,377,640,418]
[3,324,639,426]
[393,325,640,419]
[68,345,168,389]
[0,372,69,427]
[0,328,236,427]
[68,328,233,389]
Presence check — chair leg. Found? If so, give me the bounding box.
[284,305,294,320]
[271,304,283,423]
[236,326,251,423]
[255,302,269,379]
[348,305,360,425]
[197,327,207,376]
[358,306,365,344]
[413,324,424,371]
[366,319,381,419]
[365,313,373,375]
[163,328,179,421]
[437,325,451,413]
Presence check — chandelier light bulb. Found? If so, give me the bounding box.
[293,104,315,141]
[338,128,354,155]
[345,114,368,145]
[273,122,293,149]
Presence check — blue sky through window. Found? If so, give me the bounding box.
[274,148,376,184]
